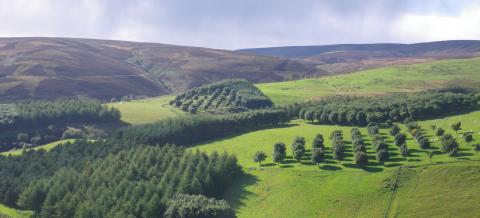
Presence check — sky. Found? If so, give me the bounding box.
[1,0,480,49]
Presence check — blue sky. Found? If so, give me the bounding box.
[1,0,479,49]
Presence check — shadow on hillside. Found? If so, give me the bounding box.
[224,172,259,210]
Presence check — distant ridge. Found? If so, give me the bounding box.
[0,37,323,101]
[238,40,480,73]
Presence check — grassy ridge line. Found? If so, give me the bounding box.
[257,57,480,105]
[0,204,31,218]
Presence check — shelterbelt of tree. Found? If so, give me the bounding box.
[115,109,289,146]
[287,91,479,126]
[170,79,274,114]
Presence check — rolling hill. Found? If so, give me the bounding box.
[239,40,480,73]
[0,37,323,101]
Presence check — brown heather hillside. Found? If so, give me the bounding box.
[239,40,480,73]
[0,37,323,101]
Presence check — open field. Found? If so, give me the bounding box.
[193,110,480,217]
[0,204,31,218]
[0,139,75,156]
[107,95,184,124]
[257,57,480,105]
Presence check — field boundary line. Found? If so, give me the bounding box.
[384,166,402,218]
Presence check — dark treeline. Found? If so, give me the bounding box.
[285,91,479,126]
[7,99,121,129]
[16,145,240,218]
[170,79,273,113]
[0,99,120,151]
[116,109,290,146]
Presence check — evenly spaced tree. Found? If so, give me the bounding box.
[312,134,325,150]
[394,133,407,147]
[367,124,380,136]
[304,111,314,123]
[389,125,401,136]
[463,132,474,145]
[474,144,480,155]
[376,149,389,163]
[291,136,306,154]
[427,151,434,163]
[430,125,437,131]
[311,149,325,167]
[293,146,305,162]
[355,151,369,166]
[417,137,431,149]
[450,121,462,133]
[435,127,445,137]
[273,142,286,165]
[440,134,459,157]
[253,151,267,166]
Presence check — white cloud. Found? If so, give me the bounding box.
[391,3,480,42]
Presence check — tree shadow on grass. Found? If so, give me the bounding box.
[283,159,297,164]
[320,164,342,171]
[385,163,403,167]
[300,161,315,166]
[260,163,276,167]
[343,163,384,172]
[280,164,294,168]
[224,172,258,209]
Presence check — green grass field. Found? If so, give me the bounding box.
[193,111,480,217]
[257,57,480,105]
[107,95,184,124]
[0,204,32,218]
[0,139,75,156]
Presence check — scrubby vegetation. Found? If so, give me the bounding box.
[289,91,478,126]
[170,79,273,114]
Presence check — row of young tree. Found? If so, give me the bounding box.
[285,91,479,126]
[15,145,239,218]
[170,79,273,114]
[116,109,289,146]
[253,121,480,168]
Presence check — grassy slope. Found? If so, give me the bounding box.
[107,95,184,125]
[257,57,480,105]
[0,204,32,218]
[193,111,480,217]
[0,139,74,156]
[389,162,480,218]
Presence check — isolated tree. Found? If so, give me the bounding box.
[394,133,407,147]
[435,127,445,137]
[389,125,401,136]
[399,144,409,159]
[450,121,462,133]
[430,124,437,132]
[376,149,389,163]
[311,149,324,167]
[312,134,325,150]
[355,151,369,167]
[273,142,286,165]
[463,132,474,145]
[253,151,267,166]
